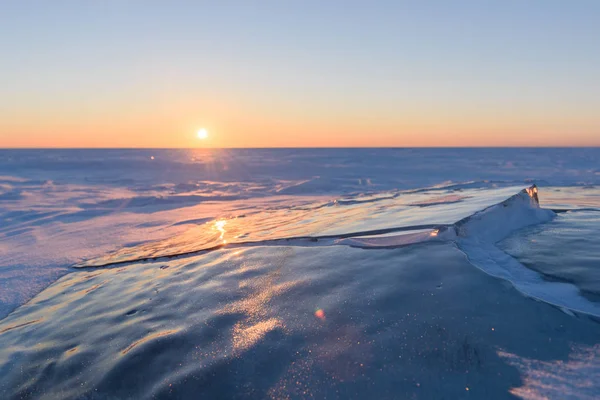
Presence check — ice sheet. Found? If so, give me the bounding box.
[2,148,600,319]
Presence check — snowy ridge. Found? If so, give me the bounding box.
[453,186,600,318]
[334,186,554,250]
[454,185,554,242]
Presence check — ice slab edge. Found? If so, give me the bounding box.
[454,186,600,318]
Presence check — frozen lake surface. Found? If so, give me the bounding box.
[1,148,599,399]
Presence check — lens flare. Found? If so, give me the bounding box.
[315,309,326,320]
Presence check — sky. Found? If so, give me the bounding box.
[1,0,599,148]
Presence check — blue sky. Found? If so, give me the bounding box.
[1,0,599,147]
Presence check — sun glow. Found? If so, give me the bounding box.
[197,128,208,140]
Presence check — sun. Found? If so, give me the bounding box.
[197,128,208,140]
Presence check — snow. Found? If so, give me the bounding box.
[2,148,600,398]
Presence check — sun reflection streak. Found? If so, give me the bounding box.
[232,318,283,351]
[217,248,297,353]
[214,219,227,241]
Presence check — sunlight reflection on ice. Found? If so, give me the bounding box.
[214,219,227,241]
[220,248,296,352]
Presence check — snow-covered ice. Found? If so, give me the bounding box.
[1,148,600,399]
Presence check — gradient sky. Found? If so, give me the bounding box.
[1,0,599,148]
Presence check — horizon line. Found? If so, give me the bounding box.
[1,145,600,150]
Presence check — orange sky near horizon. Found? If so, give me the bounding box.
[2,101,599,148]
[2,67,599,148]
[3,120,599,148]
[2,83,599,148]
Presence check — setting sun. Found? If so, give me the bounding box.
[197,128,208,140]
